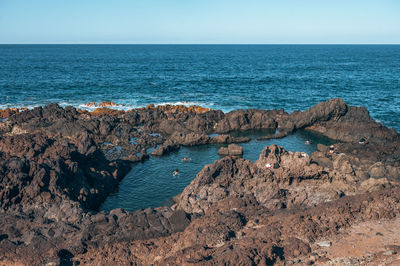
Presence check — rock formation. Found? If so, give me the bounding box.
[218,143,243,156]
[0,98,399,265]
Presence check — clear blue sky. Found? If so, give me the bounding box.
[0,0,399,44]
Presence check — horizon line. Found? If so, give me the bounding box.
[0,43,400,45]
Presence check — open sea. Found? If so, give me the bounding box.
[1,44,399,131]
[1,45,399,211]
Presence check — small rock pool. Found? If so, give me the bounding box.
[100,130,335,212]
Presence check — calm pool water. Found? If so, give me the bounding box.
[100,130,334,211]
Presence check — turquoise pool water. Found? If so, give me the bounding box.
[100,130,334,211]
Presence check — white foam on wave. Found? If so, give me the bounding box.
[0,103,42,110]
[1,100,226,113]
[76,103,141,112]
[155,101,211,107]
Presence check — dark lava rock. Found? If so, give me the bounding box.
[0,98,399,265]
[0,132,131,210]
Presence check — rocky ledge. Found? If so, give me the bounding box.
[0,99,399,265]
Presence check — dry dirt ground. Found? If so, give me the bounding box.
[311,217,400,265]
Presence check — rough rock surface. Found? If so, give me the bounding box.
[174,144,399,215]
[0,132,132,211]
[218,143,244,156]
[0,108,23,119]
[0,99,399,265]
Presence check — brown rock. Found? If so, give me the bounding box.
[91,108,124,116]
[218,144,243,156]
[0,108,24,119]
[360,178,391,192]
[98,101,119,107]
[0,99,399,265]
[369,162,388,178]
[333,154,354,175]
[317,143,329,153]
[83,101,96,107]
[218,146,229,156]
[151,143,180,156]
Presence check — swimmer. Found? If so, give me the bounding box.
[305,140,310,145]
[183,157,192,162]
[329,145,335,154]
[173,169,179,176]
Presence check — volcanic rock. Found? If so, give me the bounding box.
[218,144,243,156]
[0,98,399,265]
[0,108,23,119]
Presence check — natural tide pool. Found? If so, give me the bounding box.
[100,130,335,212]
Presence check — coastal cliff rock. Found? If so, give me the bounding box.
[213,109,279,133]
[0,108,27,119]
[0,204,191,265]
[0,99,399,265]
[72,189,400,265]
[173,144,399,216]
[2,98,398,158]
[0,132,131,210]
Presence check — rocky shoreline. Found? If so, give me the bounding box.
[0,98,399,265]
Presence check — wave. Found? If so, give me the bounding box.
[0,103,42,110]
[155,101,213,107]
[75,103,139,112]
[0,100,219,112]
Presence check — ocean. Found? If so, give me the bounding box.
[0,44,399,131]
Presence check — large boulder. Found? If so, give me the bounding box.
[218,144,244,156]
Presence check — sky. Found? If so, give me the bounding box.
[0,0,399,44]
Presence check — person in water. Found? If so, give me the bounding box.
[173,169,179,176]
[329,145,335,154]
[305,140,310,145]
[183,157,192,162]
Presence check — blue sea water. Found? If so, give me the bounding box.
[0,44,399,131]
